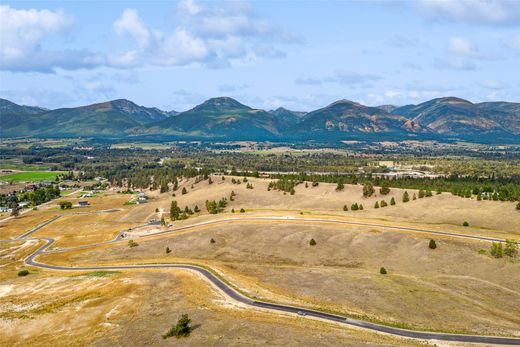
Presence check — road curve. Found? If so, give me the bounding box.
[24,237,520,345]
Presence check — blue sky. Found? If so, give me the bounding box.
[1,0,519,111]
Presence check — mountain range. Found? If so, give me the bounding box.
[1,96,519,143]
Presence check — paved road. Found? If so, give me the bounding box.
[9,212,520,345]
[24,237,520,345]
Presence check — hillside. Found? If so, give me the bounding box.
[292,99,424,137]
[0,99,171,137]
[1,96,518,142]
[392,97,520,138]
[143,97,284,139]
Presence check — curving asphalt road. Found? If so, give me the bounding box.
[10,212,520,345]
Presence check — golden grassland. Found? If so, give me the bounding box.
[1,175,519,345]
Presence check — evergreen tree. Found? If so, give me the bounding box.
[162,314,192,339]
[463,221,469,227]
[412,193,417,200]
[351,203,359,211]
[374,201,380,209]
[359,204,364,210]
[336,179,345,191]
[402,191,410,203]
[380,267,387,275]
[390,197,396,205]
[181,187,188,195]
[363,182,375,197]
[240,208,245,213]
[166,247,171,254]
[380,200,387,207]
[429,239,437,249]
[210,238,216,244]
[309,238,316,246]
[379,181,390,195]
[343,205,348,211]
[170,201,181,220]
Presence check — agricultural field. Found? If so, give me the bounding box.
[0,171,64,183]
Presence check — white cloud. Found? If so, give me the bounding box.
[113,9,150,48]
[448,37,478,56]
[0,5,72,61]
[417,0,520,26]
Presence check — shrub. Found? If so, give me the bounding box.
[516,202,520,210]
[210,238,216,244]
[463,221,469,227]
[18,269,29,277]
[59,201,72,209]
[309,238,316,246]
[128,240,139,248]
[240,208,245,213]
[343,205,348,211]
[490,242,503,258]
[166,247,171,254]
[163,314,192,339]
[429,239,437,249]
[504,239,518,258]
[231,208,235,213]
[379,267,387,275]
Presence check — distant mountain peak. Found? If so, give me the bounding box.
[197,97,249,110]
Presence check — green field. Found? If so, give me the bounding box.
[0,171,64,183]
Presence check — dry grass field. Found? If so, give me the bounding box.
[1,175,519,345]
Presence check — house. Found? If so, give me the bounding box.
[0,207,11,213]
[78,201,89,207]
[18,201,29,208]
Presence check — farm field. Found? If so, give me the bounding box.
[0,171,64,182]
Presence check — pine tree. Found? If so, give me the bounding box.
[380,267,387,275]
[166,246,171,254]
[380,200,387,207]
[403,191,410,203]
[374,201,380,208]
[170,201,181,220]
[490,242,504,258]
[336,179,344,191]
[162,314,192,339]
[379,181,390,195]
[363,183,375,197]
[504,239,518,258]
[359,204,364,210]
[309,238,316,246]
[429,239,437,249]
[343,205,348,211]
[390,197,396,205]
[418,190,425,198]
[182,187,187,195]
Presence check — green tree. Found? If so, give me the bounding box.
[379,181,390,195]
[418,190,425,198]
[128,240,139,248]
[166,247,171,254]
[336,179,344,191]
[163,314,192,339]
[379,267,387,275]
[380,200,388,207]
[18,269,29,276]
[504,239,518,258]
[490,242,504,258]
[240,208,245,213]
[516,202,520,210]
[390,197,396,205]
[181,187,188,195]
[170,201,181,220]
[402,191,410,203]
[205,200,218,214]
[343,205,348,211]
[363,182,375,197]
[429,239,437,249]
[463,221,469,227]
[309,238,316,246]
[359,204,364,210]
[374,201,380,209]
[210,238,216,244]
[351,203,359,211]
